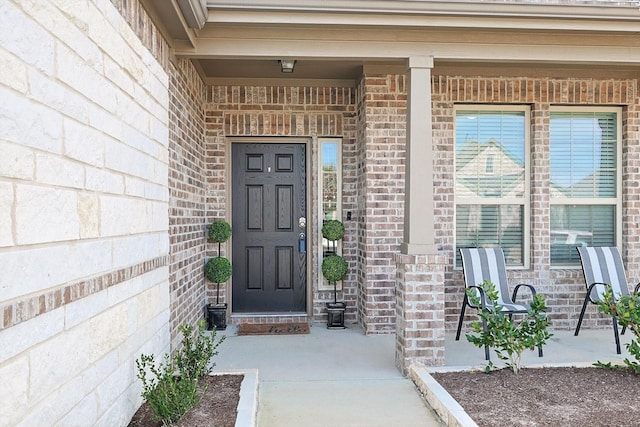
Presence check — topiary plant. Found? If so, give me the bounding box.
[208,220,231,243]
[205,257,232,284]
[322,254,348,304]
[205,257,232,305]
[322,220,345,242]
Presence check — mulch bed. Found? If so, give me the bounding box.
[237,322,310,336]
[431,367,640,426]
[128,374,243,427]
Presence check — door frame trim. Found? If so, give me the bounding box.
[226,136,313,316]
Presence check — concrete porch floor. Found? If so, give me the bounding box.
[212,323,634,427]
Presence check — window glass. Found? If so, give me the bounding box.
[455,108,528,267]
[319,139,342,290]
[550,110,619,265]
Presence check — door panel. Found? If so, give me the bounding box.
[232,143,307,312]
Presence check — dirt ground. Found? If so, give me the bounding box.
[128,374,243,427]
[431,367,640,427]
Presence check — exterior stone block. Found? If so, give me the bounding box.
[0,307,64,364]
[63,118,106,167]
[0,142,34,180]
[1,1,55,75]
[0,182,14,247]
[89,302,130,363]
[112,235,168,268]
[15,184,79,244]
[29,322,91,402]
[99,195,148,235]
[0,88,63,154]
[64,290,108,329]
[0,356,29,427]
[78,193,100,239]
[56,392,98,427]
[85,167,125,194]
[36,153,85,189]
[0,47,28,93]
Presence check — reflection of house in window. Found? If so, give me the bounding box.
[485,155,494,174]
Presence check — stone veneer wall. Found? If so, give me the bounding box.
[356,74,407,334]
[0,0,175,425]
[205,85,358,323]
[431,76,640,332]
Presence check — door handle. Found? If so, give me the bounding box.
[298,216,306,228]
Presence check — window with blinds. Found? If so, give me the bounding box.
[549,108,621,266]
[455,107,530,267]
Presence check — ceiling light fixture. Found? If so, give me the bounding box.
[279,59,296,73]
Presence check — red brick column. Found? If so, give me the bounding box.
[395,253,446,374]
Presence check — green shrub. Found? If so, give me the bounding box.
[205,256,232,284]
[598,286,640,373]
[465,279,552,374]
[136,320,225,424]
[322,220,345,241]
[322,254,348,283]
[208,220,231,243]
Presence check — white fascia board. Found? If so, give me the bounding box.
[204,10,640,33]
[205,0,640,21]
[182,37,640,65]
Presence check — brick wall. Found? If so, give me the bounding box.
[205,86,358,323]
[357,74,407,334]
[168,58,208,348]
[0,0,170,425]
[431,76,640,332]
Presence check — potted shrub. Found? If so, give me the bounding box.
[205,220,232,330]
[322,219,347,329]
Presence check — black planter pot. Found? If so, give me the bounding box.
[206,303,228,331]
[326,302,346,329]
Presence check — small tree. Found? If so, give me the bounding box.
[466,279,552,374]
[206,220,232,305]
[598,286,640,373]
[321,219,347,304]
[322,254,348,304]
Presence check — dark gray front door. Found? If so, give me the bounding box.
[232,143,307,312]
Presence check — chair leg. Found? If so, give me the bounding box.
[482,316,490,361]
[612,316,621,355]
[574,295,590,336]
[455,294,468,341]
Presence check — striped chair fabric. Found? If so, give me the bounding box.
[457,247,542,360]
[576,246,629,303]
[575,246,639,354]
[460,247,529,312]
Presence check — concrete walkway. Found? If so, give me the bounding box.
[213,323,444,427]
[213,322,635,427]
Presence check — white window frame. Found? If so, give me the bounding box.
[549,106,623,268]
[454,104,531,269]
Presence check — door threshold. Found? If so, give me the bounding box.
[231,312,308,318]
[230,313,309,324]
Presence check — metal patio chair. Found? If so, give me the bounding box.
[575,246,640,354]
[457,247,543,360]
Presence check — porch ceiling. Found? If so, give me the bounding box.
[141,0,640,86]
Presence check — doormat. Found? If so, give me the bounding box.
[237,322,310,336]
